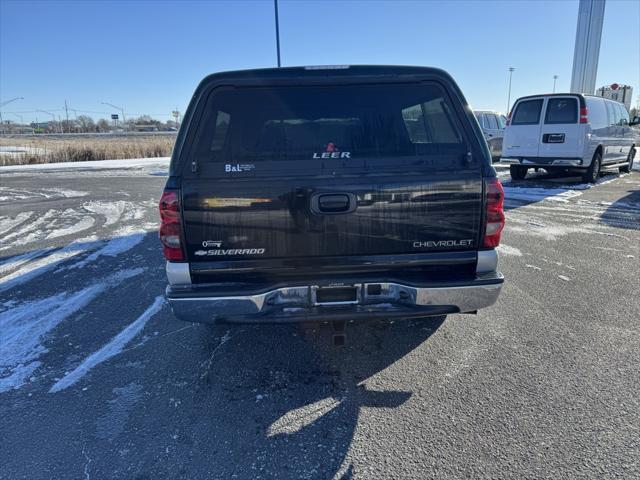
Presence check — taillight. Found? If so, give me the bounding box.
[159,190,184,261]
[483,178,505,248]
[506,111,512,126]
[580,107,588,124]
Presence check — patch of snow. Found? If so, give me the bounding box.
[0,268,144,392]
[0,237,98,293]
[49,296,164,393]
[46,216,95,239]
[504,186,583,203]
[0,210,56,247]
[497,244,522,256]
[0,187,87,202]
[83,201,126,226]
[0,212,33,235]
[0,157,170,173]
[67,227,147,270]
[558,275,571,282]
[0,247,55,276]
[525,264,542,271]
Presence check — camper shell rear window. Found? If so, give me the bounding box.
[188,83,468,168]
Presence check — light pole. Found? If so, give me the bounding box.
[0,96,24,134]
[553,75,559,93]
[274,0,281,67]
[101,102,126,128]
[506,67,515,114]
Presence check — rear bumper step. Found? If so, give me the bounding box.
[500,157,583,167]
[166,274,504,324]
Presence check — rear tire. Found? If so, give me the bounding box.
[620,147,635,173]
[510,165,528,180]
[583,151,601,184]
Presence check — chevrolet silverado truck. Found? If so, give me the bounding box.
[160,65,504,325]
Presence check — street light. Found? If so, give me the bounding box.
[101,101,126,127]
[0,96,24,134]
[553,75,559,93]
[506,67,515,114]
[36,109,60,133]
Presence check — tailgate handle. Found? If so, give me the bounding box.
[542,133,565,143]
[311,193,357,214]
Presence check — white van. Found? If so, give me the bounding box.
[501,94,637,182]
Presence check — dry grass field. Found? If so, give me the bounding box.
[0,134,176,166]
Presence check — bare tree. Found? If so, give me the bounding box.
[76,115,95,133]
[96,118,110,133]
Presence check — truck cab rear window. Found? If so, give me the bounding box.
[190,83,466,164]
[512,99,543,125]
[544,98,577,124]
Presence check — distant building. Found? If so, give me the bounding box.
[596,84,633,111]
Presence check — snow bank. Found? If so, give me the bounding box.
[0,157,170,173]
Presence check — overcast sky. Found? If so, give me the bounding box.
[1,0,638,123]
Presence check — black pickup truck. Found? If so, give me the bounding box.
[160,65,504,325]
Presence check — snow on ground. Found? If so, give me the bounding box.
[504,186,583,203]
[0,157,170,173]
[66,226,149,270]
[0,212,33,235]
[83,201,126,226]
[49,296,164,393]
[0,237,98,293]
[0,268,144,392]
[45,216,95,240]
[0,186,88,202]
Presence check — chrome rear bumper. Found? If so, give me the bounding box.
[166,274,504,324]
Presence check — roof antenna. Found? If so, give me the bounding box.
[274,0,281,67]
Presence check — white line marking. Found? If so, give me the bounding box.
[49,296,164,393]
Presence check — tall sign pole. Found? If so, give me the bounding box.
[274,0,281,67]
[570,0,606,94]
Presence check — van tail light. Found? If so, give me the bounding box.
[580,107,588,124]
[483,178,505,248]
[159,189,185,261]
[506,111,512,126]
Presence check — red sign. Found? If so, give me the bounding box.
[611,83,619,90]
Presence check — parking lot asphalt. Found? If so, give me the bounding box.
[1,161,639,479]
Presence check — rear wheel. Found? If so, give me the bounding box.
[620,147,635,173]
[510,165,528,180]
[583,151,601,184]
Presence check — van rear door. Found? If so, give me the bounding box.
[179,79,486,266]
[503,97,545,159]
[539,96,582,159]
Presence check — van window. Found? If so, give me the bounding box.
[498,115,507,129]
[615,103,629,125]
[190,83,466,164]
[511,99,543,125]
[545,98,578,124]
